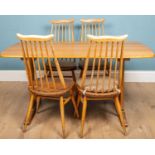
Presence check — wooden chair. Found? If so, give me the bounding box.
[80,18,104,42]
[46,19,77,82]
[17,33,79,138]
[78,18,110,77]
[76,34,128,137]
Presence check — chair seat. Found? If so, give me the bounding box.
[77,76,120,94]
[79,59,109,70]
[46,60,77,71]
[29,78,74,97]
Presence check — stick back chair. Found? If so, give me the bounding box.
[78,18,109,77]
[76,34,128,137]
[50,19,74,43]
[46,19,77,82]
[17,33,79,138]
[80,18,104,42]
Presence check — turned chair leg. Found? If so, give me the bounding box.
[114,96,127,135]
[77,93,81,109]
[60,96,65,138]
[80,96,87,138]
[71,70,76,82]
[74,92,81,117]
[122,108,128,127]
[23,94,35,132]
[70,90,79,118]
[36,97,41,113]
[79,69,83,78]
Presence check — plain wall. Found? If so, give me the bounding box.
[0,15,155,70]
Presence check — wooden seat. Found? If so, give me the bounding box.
[79,18,109,77]
[76,34,128,137]
[17,33,79,138]
[46,19,77,82]
[29,78,74,97]
[77,77,119,93]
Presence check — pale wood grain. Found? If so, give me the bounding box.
[48,18,77,82]
[16,34,79,138]
[78,36,127,137]
[80,18,104,42]
[0,41,154,59]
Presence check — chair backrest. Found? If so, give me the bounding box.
[49,19,74,43]
[17,33,66,91]
[80,18,104,42]
[80,34,128,94]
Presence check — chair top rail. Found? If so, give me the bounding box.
[49,19,74,24]
[80,18,104,23]
[17,33,54,41]
[87,34,128,42]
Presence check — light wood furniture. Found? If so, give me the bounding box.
[1,82,155,138]
[0,41,154,118]
[1,41,153,59]
[80,18,104,42]
[47,19,77,82]
[16,33,79,138]
[76,34,128,137]
[50,19,74,43]
[79,18,106,77]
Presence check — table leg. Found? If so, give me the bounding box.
[21,58,37,121]
[120,59,128,127]
[29,58,37,113]
[120,59,125,107]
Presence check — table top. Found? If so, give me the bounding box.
[0,41,154,59]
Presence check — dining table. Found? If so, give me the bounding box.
[0,41,154,126]
[0,41,154,58]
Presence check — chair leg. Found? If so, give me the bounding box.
[80,96,87,138]
[60,96,65,138]
[71,70,76,82]
[70,90,79,118]
[77,93,81,109]
[36,97,41,113]
[114,96,127,135]
[23,94,35,132]
[122,108,128,127]
[79,69,83,78]
[106,69,109,76]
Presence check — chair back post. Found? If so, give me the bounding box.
[49,19,75,62]
[80,34,128,94]
[119,41,125,88]
[49,19,74,43]
[17,33,66,91]
[80,18,104,42]
[49,39,66,87]
[81,40,92,88]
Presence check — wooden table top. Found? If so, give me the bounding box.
[0,41,154,59]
